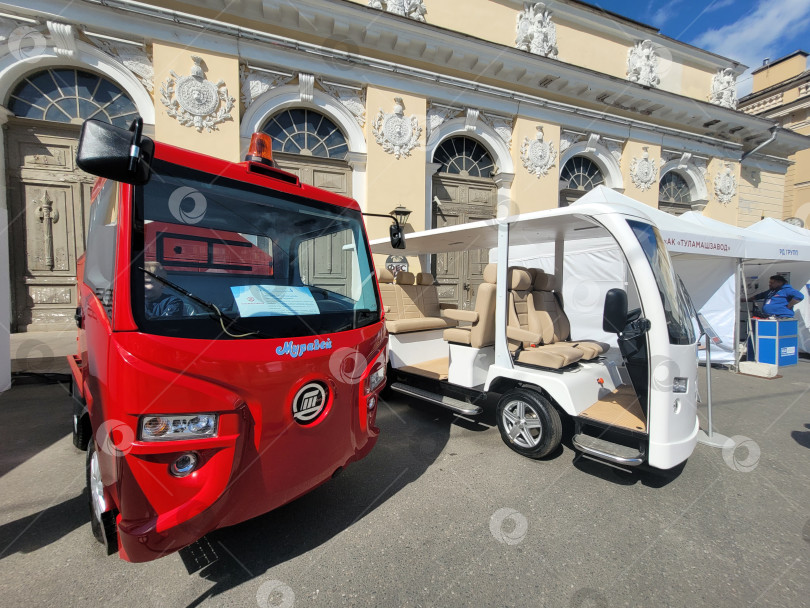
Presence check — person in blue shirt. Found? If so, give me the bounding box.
[144,261,183,318]
[747,275,804,318]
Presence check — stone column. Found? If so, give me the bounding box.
[0,106,13,392]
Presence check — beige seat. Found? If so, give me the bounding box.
[507,268,583,369]
[442,263,497,348]
[529,270,609,360]
[377,269,457,334]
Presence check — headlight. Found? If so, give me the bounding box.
[365,365,386,394]
[140,414,218,441]
[672,377,688,393]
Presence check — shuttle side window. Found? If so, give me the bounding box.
[84,179,119,320]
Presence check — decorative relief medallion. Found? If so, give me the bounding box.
[627,40,660,88]
[714,163,737,204]
[239,65,292,107]
[160,56,235,132]
[630,147,657,191]
[372,97,421,159]
[93,38,154,92]
[515,2,559,59]
[520,126,557,178]
[710,68,737,109]
[368,0,427,22]
[320,80,367,127]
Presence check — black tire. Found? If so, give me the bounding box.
[496,388,562,459]
[86,440,119,555]
[72,379,91,451]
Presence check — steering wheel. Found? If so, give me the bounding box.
[183,300,208,317]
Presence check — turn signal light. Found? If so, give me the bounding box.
[245,132,274,166]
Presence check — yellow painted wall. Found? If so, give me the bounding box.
[703,159,740,224]
[365,86,427,234]
[152,43,241,162]
[679,61,714,102]
[425,0,514,48]
[737,167,786,227]
[510,119,560,213]
[555,22,628,80]
[752,54,808,93]
[621,141,660,207]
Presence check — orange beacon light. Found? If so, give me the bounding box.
[245,132,274,165]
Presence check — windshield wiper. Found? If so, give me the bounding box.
[139,267,268,339]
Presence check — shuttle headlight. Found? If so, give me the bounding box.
[672,377,688,393]
[140,414,218,441]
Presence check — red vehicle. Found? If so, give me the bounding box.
[69,119,390,562]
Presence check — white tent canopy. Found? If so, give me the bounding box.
[745,218,810,353]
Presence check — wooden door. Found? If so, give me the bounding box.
[274,152,354,295]
[7,120,93,332]
[431,174,496,310]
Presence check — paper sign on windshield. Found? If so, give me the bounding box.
[231,285,319,317]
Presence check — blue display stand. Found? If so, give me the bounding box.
[749,319,799,367]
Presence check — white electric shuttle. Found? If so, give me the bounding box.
[371,187,700,471]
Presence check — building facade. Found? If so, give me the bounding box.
[739,50,810,227]
[2,0,810,333]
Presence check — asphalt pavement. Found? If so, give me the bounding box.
[0,361,808,608]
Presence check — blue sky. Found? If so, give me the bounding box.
[589,0,810,96]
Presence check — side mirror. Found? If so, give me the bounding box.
[389,222,405,250]
[76,118,154,185]
[603,288,628,333]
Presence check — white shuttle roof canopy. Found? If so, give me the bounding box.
[368,202,651,256]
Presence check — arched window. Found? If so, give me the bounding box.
[559,156,604,206]
[560,156,604,190]
[433,137,495,178]
[262,109,349,159]
[8,68,138,128]
[659,171,692,215]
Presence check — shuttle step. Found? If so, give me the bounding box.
[389,383,483,416]
[572,433,644,467]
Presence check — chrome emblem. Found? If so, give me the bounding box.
[292,383,328,424]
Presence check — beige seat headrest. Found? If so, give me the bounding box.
[377,268,394,284]
[533,272,556,291]
[416,272,435,285]
[483,263,498,284]
[394,271,416,285]
[509,268,532,291]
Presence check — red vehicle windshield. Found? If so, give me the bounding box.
[131,158,381,339]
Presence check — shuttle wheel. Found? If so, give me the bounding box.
[86,440,119,555]
[496,389,562,459]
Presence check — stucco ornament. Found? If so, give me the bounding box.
[368,0,427,21]
[372,97,421,159]
[714,163,737,204]
[426,104,461,137]
[320,80,367,127]
[630,147,657,191]
[93,38,154,92]
[482,113,514,150]
[710,68,738,109]
[627,40,660,88]
[239,65,292,108]
[161,56,235,132]
[520,126,557,178]
[515,3,558,59]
